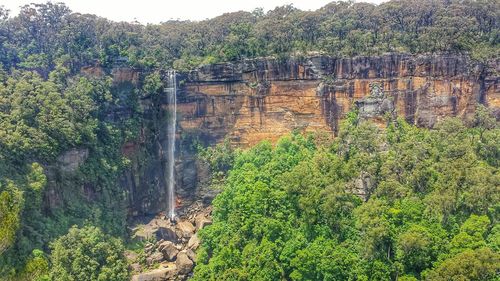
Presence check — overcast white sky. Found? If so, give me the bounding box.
[1,0,387,24]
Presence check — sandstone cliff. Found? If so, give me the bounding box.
[56,54,499,216]
[178,54,498,146]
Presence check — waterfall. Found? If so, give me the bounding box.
[166,70,177,220]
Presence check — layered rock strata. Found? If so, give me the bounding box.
[51,54,499,216]
[178,54,498,146]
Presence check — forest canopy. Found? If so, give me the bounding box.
[0,0,498,73]
[194,112,499,281]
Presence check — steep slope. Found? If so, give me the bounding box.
[105,54,499,216]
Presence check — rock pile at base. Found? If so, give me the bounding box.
[129,203,212,281]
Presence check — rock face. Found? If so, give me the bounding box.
[153,54,495,214]
[178,54,498,144]
[57,148,89,172]
[74,54,499,216]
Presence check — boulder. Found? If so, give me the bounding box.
[175,251,194,275]
[187,233,200,250]
[131,267,175,281]
[158,241,179,261]
[176,221,195,238]
[129,263,142,273]
[133,226,157,242]
[144,243,155,254]
[195,214,212,230]
[156,226,177,242]
[146,251,164,266]
[186,248,196,262]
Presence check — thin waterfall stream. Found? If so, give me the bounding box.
[166,70,177,221]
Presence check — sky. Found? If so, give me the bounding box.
[1,0,388,24]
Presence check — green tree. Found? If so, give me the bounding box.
[396,225,435,275]
[0,182,24,255]
[423,248,499,281]
[49,226,129,281]
[20,249,49,281]
[448,215,490,255]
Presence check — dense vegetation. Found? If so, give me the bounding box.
[194,109,499,280]
[0,0,498,279]
[0,65,138,278]
[49,226,129,281]
[10,225,130,281]
[0,0,498,73]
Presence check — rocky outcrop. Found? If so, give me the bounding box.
[73,54,499,216]
[128,204,212,280]
[178,54,498,144]
[56,148,89,172]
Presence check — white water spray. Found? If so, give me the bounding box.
[166,70,177,221]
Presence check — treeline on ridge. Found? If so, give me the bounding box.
[0,0,498,73]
